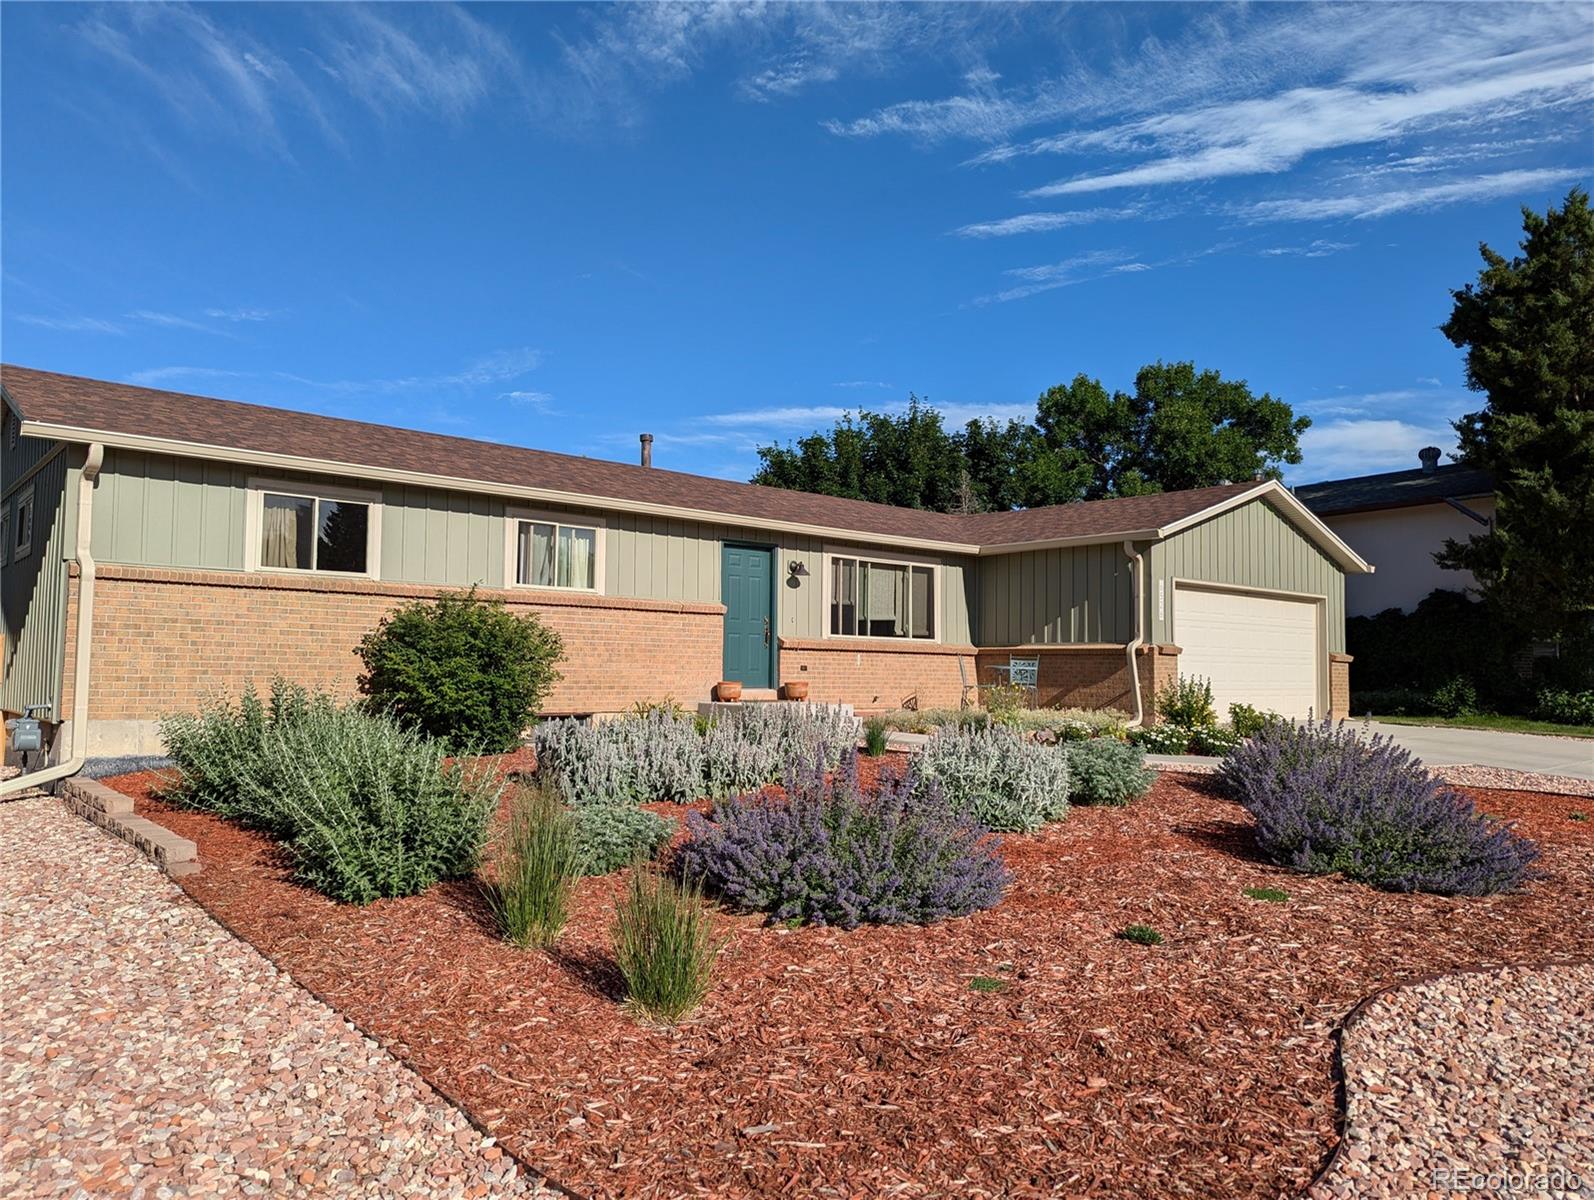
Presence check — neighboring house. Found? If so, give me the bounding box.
[2,366,1371,761]
[1296,447,1494,619]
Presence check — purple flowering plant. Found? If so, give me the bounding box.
[680,749,1011,928]
[1220,717,1539,896]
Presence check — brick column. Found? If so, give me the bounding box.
[1329,652,1353,720]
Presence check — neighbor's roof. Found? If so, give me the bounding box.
[1295,462,1494,516]
[1,364,1369,569]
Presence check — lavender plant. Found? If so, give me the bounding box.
[680,751,1010,928]
[1220,718,1540,896]
[914,725,1070,832]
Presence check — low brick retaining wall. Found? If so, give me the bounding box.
[61,777,198,877]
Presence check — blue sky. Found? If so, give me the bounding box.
[3,2,1590,486]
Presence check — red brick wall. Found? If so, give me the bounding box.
[62,565,725,720]
[974,643,1183,722]
[778,637,974,713]
[1329,652,1353,720]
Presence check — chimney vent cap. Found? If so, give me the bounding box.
[1418,446,1442,473]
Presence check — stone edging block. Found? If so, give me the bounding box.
[61,778,198,877]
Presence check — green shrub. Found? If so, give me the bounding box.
[995,707,1128,742]
[969,976,1006,993]
[983,683,1030,715]
[863,716,890,756]
[1118,924,1163,946]
[1189,725,1243,756]
[1430,676,1479,718]
[1242,886,1290,903]
[573,804,673,876]
[1156,676,1217,729]
[612,867,723,1024]
[161,681,502,904]
[915,725,1070,832]
[356,588,564,753]
[1128,724,1190,754]
[878,708,990,734]
[1350,686,1435,716]
[1535,687,1594,725]
[1066,738,1153,806]
[486,787,580,948]
[1347,589,1525,707]
[1227,702,1276,738]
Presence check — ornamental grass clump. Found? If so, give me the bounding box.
[1220,718,1540,896]
[612,866,723,1024]
[680,751,1010,929]
[1066,738,1154,806]
[485,786,581,948]
[915,725,1069,832]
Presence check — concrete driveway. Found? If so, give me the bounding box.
[1362,722,1594,780]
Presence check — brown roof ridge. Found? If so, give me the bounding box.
[1,363,1284,551]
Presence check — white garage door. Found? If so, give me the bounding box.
[1174,585,1321,718]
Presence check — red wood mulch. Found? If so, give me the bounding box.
[102,764,1594,1199]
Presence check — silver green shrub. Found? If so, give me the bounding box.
[915,725,1070,832]
[572,804,674,876]
[535,703,861,805]
[1066,738,1154,806]
[161,680,502,904]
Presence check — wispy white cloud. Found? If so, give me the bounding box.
[1295,417,1460,480]
[204,307,279,322]
[1258,239,1356,258]
[951,206,1140,239]
[122,349,541,397]
[832,380,894,389]
[700,405,857,429]
[1241,166,1586,222]
[503,389,555,411]
[73,2,521,157]
[15,314,125,335]
[127,309,239,337]
[697,397,1035,432]
[975,248,1148,305]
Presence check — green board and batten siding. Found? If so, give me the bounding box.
[975,541,1133,646]
[1147,497,1346,653]
[63,448,978,644]
[1,438,75,718]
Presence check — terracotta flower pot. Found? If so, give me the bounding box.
[781,681,810,702]
[715,680,743,702]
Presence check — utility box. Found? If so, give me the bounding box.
[5,704,51,759]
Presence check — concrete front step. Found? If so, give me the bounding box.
[61,777,199,877]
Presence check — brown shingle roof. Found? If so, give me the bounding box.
[1,364,1262,550]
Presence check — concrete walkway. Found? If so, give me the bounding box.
[0,795,545,1198]
[1362,721,1594,780]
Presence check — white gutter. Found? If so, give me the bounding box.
[1,443,104,796]
[1121,539,1146,729]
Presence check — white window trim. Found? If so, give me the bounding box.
[821,544,941,642]
[244,477,383,579]
[503,507,606,595]
[12,485,34,561]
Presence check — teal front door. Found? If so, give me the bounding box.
[721,545,775,689]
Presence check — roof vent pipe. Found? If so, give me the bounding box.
[1418,446,1441,473]
[640,433,654,468]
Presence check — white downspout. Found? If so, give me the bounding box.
[2,442,104,796]
[1122,539,1146,729]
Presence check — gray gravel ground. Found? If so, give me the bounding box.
[1311,963,1594,1199]
[0,795,548,1199]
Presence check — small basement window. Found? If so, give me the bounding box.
[829,554,936,640]
[253,485,376,576]
[511,515,601,591]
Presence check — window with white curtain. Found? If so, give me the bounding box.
[254,487,373,575]
[829,555,935,640]
[513,517,599,591]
